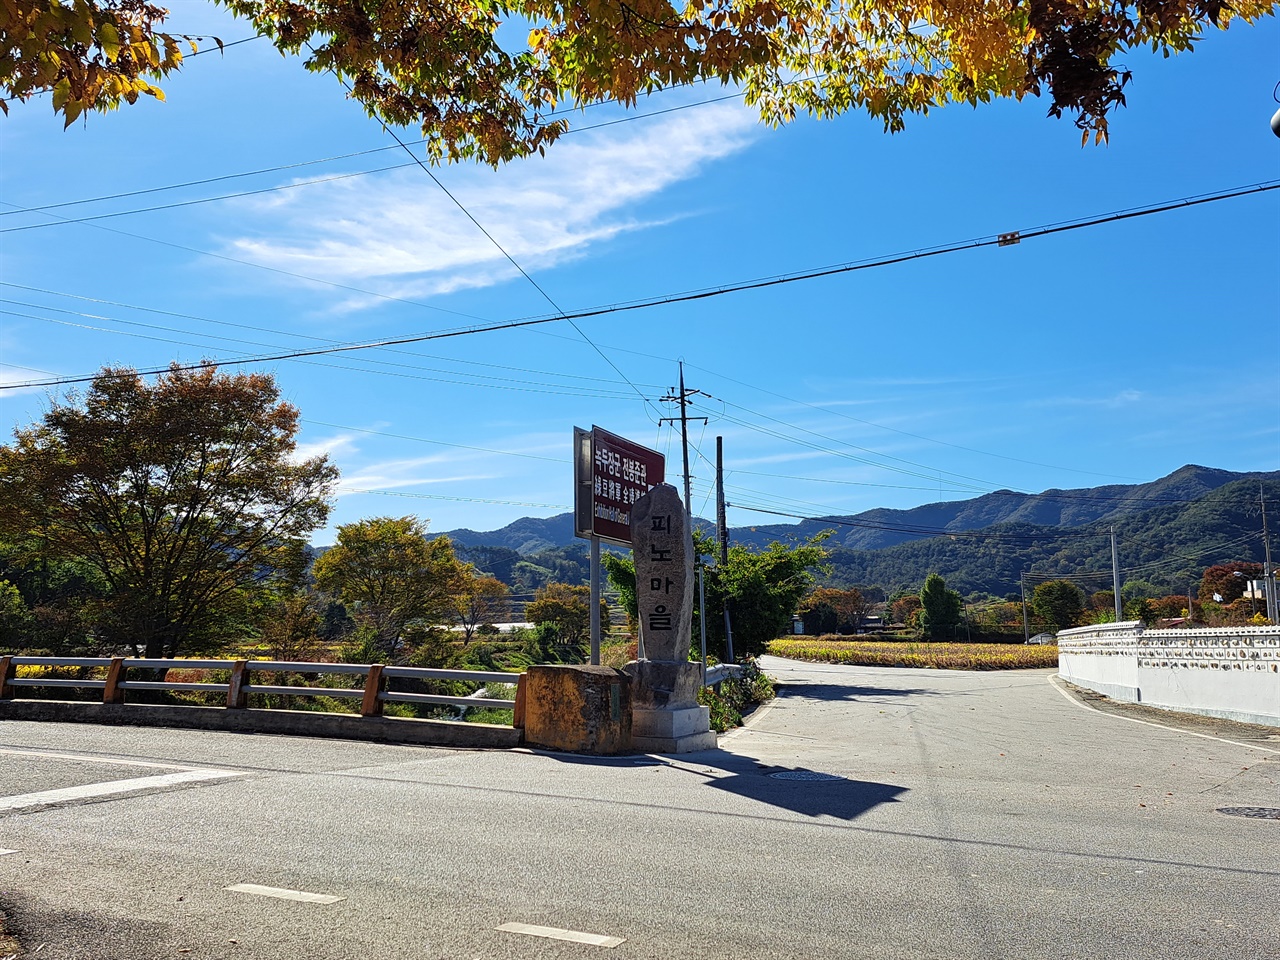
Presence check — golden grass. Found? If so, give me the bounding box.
[767,637,1059,670]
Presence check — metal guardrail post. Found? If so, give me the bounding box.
[0,657,12,700]
[361,664,384,717]
[227,660,249,709]
[103,658,126,704]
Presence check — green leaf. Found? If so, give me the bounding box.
[52,78,71,111]
[99,22,121,61]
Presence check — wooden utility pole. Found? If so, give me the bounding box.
[715,436,734,662]
[659,362,706,517]
[1262,485,1277,623]
[1110,526,1123,622]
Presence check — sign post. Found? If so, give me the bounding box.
[573,426,665,664]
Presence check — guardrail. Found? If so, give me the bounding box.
[0,656,521,720]
[703,662,744,686]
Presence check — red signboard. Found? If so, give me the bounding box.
[574,426,665,546]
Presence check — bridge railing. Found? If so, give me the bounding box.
[0,656,522,720]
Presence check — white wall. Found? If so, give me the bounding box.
[1057,622,1280,728]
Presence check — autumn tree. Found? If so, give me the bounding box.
[258,588,324,662]
[919,573,962,640]
[1031,579,1086,632]
[0,364,337,658]
[1197,562,1263,603]
[312,517,468,658]
[800,586,871,635]
[525,582,605,647]
[890,593,923,626]
[3,0,1271,162]
[454,573,510,642]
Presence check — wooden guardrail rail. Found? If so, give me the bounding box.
[0,656,522,722]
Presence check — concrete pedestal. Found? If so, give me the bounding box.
[631,704,717,753]
[624,659,716,753]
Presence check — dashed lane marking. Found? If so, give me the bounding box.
[225,883,345,905]
[497,922,625,948]
[1,769,245,814]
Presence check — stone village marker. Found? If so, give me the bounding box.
[626,481,716,752]
[519,429,714,754]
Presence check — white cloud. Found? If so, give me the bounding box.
[1030,389,1144,410]
[223,103,759,301]
[292,431,361,463]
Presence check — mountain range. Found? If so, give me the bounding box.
[440,465,1279,597]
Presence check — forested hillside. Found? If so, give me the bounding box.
[442,467,1279,598]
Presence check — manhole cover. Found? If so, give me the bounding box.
[768,770,845,782]
[1215,807,1280,820]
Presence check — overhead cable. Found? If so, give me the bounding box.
[4,180,1276,393]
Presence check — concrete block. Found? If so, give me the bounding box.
[632,705,712,740]
[522,664,632,755]
[624,659,702,710]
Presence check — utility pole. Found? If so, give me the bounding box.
[1110,526,1123,623]
[1262,485,1277,623]
[1021,574,1030,642]
[660,362,709,663]
[715,436,728,566]
[658,362,706,517]
[715,436,735,662]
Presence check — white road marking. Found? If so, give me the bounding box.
[497,922,625,948]
[1047,676,1280,755]
[0,849,17,856]
[0,747,190,770]
[225,883,344,905]
[0,769,244,813]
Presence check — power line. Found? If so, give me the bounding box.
[343,489,570,509]
[722,503,1102,543]
[315,54,664,423]
[4,179,1275,393]
[0,299,658,399]
[0,162,422,233]
[0,200,490,324]
[0,79,746,222]
[0,136,412,220]
[0,283,665,393]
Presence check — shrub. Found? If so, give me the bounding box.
[698,659,775,732]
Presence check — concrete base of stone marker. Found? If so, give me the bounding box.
[631,705,717,754]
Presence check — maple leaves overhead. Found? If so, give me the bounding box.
[1,0,1274,161]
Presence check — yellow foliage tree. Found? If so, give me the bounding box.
[2,0,1273,161]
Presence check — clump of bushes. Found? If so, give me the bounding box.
[698,659,775,732]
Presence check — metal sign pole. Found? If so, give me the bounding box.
[590,535,602,665]
[698,567,707,682]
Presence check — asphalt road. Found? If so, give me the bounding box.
[2,658,1278,959]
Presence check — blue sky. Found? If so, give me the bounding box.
[1,8,1277,543]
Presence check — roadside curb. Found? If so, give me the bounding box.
[1048,675,1280,754]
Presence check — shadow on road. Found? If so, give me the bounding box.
[775,682,940,703]
[701,766,908,820]
[545,750,908,821]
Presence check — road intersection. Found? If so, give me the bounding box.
[2,658,1277,959]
